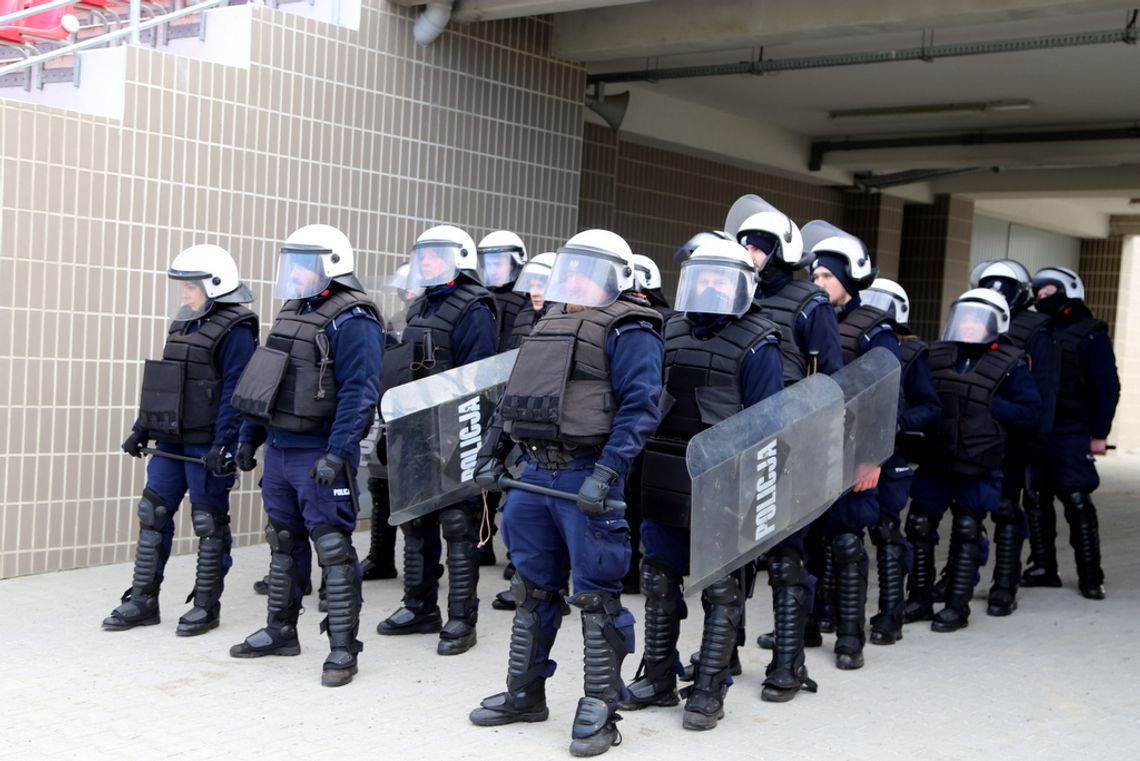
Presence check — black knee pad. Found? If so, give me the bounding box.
[767,546,808,588]
[639,557,681,600]
[702,575,742,606]
[191,504,229,538]
[265,521,297,556]
[440,507,472,541]
[1060,492,1093,512]
[138,490,173,530]
[312,526,353,567]
[510,572,561,612]
[905,509,934,540]
[992,499,1020,525]
[831,533,864,565]
[951,512,980,541]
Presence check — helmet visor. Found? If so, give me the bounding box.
[512,260,552,296]
[674,259,755,316]
[941,302,1001,344]
[543,248,623,309]
[167,272,213,321]
[860,288,902,322]
[275,250,331,300]
[478,248,522,287]
[408,242,460,289]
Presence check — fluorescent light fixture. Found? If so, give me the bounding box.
[828,99,1034,121]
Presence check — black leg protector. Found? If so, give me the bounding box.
[931,511,981,633]
[869,517,907,645]
[1022,488,1061,587]
[568,590,628,755]
[361,477,398,580]
[103,490,171,630]
[816,540,836,633]
[681,575,743,731]
[987,500,1023,616]
[831,533,868,670]
[1061,492,1105,599]
[761,547,818,703]
[622,558,683,709]
[470,574,560,727]
[229,522,302,657]
[313,527,363,686]
[377,518,442,635]
[903,508,938,623]
[438,506,480,655]
[176,504,231,636]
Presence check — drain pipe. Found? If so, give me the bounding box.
[414,1,453,45]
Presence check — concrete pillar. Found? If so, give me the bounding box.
[843,194,905,279]
[898,194,975,340]
[1112,234,1140,450]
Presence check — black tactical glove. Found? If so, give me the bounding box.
[576,463,620,516]
[310,452,347,486]
[474,456,505,492]
[121,430,148,458]
[205,445,236,478]
[235,442,259,472]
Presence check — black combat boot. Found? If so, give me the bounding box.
[621,559,683,709]
[103,490,170,631]
[314,529,363,687]
[360,477,398,581]
[568,591,628,755]
[176,505,231,636]
[831,533,868,670]
[869,517,906,645]
[470,575,561,727]
[987,500,1023,616]
[437,507,480,655]
[377,519,443,635]
[931,512,981,633]
[761,548,818,703]
[230,523,302,657]
[681,575,742,731]
[1063,492,1106,600]
[1021,489,1062,587]
[903,509,937,623]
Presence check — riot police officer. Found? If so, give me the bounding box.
[621,239,784,730]
[478,230,530,352]
[227,225,383,687]
[105,245,258,636]
[631,253,674,322]
[969,259,1057,614]
[858,278,941,644]
[504,251,557,351]
[807,221,901,670]
[1025,267,1119,599]
[903,289,1040,632]
[469,229,664,758]
[376,225,498,656]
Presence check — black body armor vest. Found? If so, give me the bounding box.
[492,288,529,352]
[507,302,542,350]
[754,279,827,386]
[231,290,377,433]
[838,304,894,366]
[1055,315,1108,426]
[895,333,929,460]
[1006,309,1052,367]
[641,310,780,528]
[927,340,1023,476]
[381,282,495,392]
[500,300,663,449]
[138,305,259,444]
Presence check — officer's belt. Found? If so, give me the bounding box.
[519,440,602,469]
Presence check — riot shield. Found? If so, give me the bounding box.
[686,374,845,596]
[382,350,519,525]
[831,347,900,491]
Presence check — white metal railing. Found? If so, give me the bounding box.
[0,0,229,85]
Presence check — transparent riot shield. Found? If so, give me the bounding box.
[382,350,519,525]
[831,347,901,492]
[686,374,845,596]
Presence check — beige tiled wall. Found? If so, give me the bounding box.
[0,4,584,577]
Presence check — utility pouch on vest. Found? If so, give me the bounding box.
[501,334,575,440]
[640,438,692,528]
[231,346,289,419]
[694,385,743,425]
[182,378,221,432]
[139,359,184,437]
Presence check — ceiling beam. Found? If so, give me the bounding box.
[930,165,1140,196]
[449,0,652,24]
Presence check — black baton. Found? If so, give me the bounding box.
[139,446,236,476]
[499,476,627,512]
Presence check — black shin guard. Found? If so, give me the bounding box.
[378,518,442,635]
[903,509,937,623]
[1062,492,1105,598]
[869,518,906,644]
[987,500,1023,616]
[103,490,171,630]
[230,523,302,658]
[314,528,363,686]
[931,511,981,633]
[683,575,742,730]
[816,540,836,633]
[177,504,231,636]
[439,506,479,655]
[831,533,867,670]
[623,558,682,709]
[1022,488,1061,587]
[762,547,817,702]
[361,477,398,580]
[568,591,628,753]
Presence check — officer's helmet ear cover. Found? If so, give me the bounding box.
[674,257,756,316]
[544,247,628,308]
[274,247,333,300]
[166,275,213,321]
[941,300,1007,344]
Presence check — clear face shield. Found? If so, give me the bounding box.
[477,248,521,288]
[941,302,1002,344]
[166,273,213,321]
[408,242,461,289]
[860,288,901,320]
[543,248,623,309]
[674,259,756,316]
[274,247,332,300]
[512,261,552,309]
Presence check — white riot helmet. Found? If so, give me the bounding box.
[512,251,556,296]
[1031,266,1085,301]
[477,230,528,288]
[941,288,1011,344]
[408,225,478,289]
[275,224,363,300]
[970,259,1032,310]
[730,195,807,273]
[544,229,635,309]
[674,239,758,317]
[862,278,911,325]
[673,230,731,265]
[167,244,253,321]
[631,254,663,291]
[803,220,877,291]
